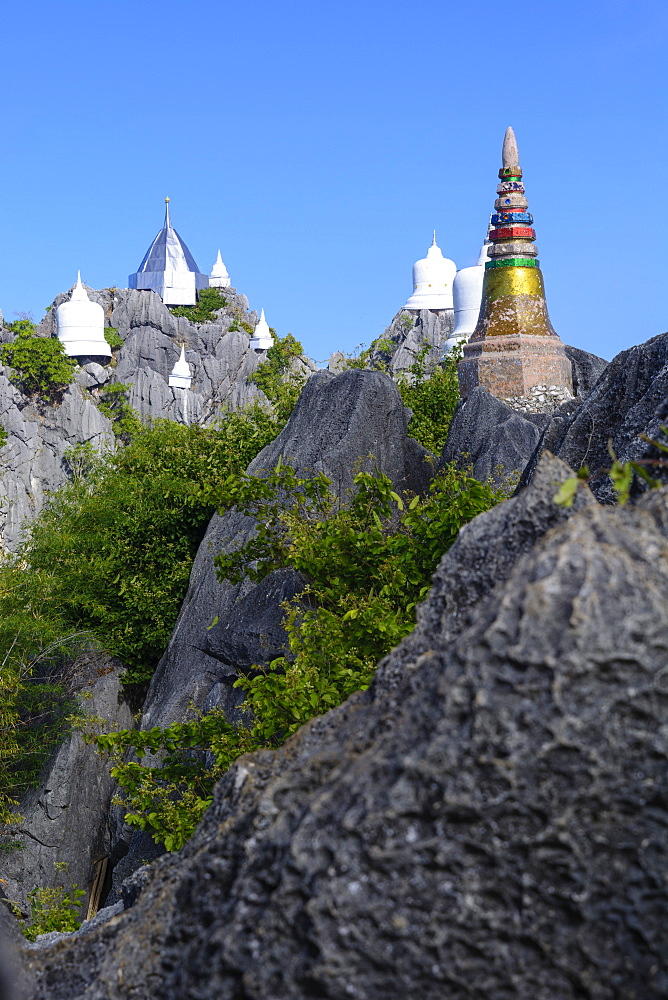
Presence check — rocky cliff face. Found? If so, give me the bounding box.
[11,455,667,1000]
[368,306,454,373]
[0,285,316,550]
[0,374,114,552]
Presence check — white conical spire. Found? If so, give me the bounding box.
[168,344,192,389]
[248,308,274,351]
[129,198,210,306]
[209,250,231,288]
[56,272,110,360]
[403,234,456,311]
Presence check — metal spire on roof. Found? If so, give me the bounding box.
[165,197,171,229]
[432,230,437,246]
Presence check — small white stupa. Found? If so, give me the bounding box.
[446,240,490,352]
[129,198,209,306]
[403,232,457,311]
[209,250,231,288]
[168,344,192,389]
[56,272,111,360]
[249,309,274,351]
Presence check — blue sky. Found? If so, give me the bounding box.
[1,0,666,362]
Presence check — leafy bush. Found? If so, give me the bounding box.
[249,332,308,423]
[12,413,280,687]
[104,326,123,350]
[98,462,506,848]
[0,331,77,400]
[97,383,143,443]
[169,288,228,323]
[396,344,462,454]
[23,863,85,940]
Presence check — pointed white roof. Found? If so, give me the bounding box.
[209,250,230,287]
[248,308,274,350]
[129,199,210,306]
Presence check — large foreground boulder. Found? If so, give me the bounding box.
[12,461,666,1000]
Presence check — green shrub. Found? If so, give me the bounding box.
[397,344,462,454]
[0,331,77,400]
[104,327,123,350]
[97,383,143,443]
[249,332,308,423]
[14,412,280,687]
[23,864,85,940]
[169,288,228,323]
[98,462,506,848]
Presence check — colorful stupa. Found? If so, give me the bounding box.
[458,128,572,398]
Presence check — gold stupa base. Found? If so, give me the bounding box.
[458,333,573,399]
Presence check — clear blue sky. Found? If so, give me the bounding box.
[1,0,666,363]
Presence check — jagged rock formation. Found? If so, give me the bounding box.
[441,386,549,485]
[10,456,667,999]
[368,306,454,373]
[0,285,315,550]
[522,330,668,501]
[0,374,114,552]
[0,654,132,921]
[36,285,315,425]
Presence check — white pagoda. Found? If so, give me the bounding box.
[403,232,456,311]
[129,199,209,306]
[209,250,230,288]
[56,273,111,360]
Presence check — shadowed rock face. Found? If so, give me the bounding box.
[521,332,668,501]
[13,462,667,1000]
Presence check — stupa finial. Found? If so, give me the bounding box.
[432,230,437,246]
[502,127,520,170]
[164,196,171,228]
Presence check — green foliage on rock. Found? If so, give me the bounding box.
[99,462,506,849]
[22,864,85,940]
[18,415,279,686]
[104,326,123,350]
[249,332,308,423]
[97,383,143,443]
[169,287,228,323]
[0,329,77,400]
[396,344,462,454]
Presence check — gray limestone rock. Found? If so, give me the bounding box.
[441,385,548,486]
[0,654,133,920]
[0,376,114,551]
[12,475,667,1000]
[563,344,608,396]
[368,305,454,374]
[522,331,668,501]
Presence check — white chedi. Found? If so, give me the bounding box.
[445,242,490,352]
[57,272,111,359]
[249,309,274,351]
[168,344,192,389]
[209,250,230,288]
[403,233,457,311]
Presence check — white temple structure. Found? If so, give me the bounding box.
[403,233,457,311]
[56,272,111,360]
[129,199,209,306]
[446,240,490,352]
[249,309,274,351]
[209,251,230,288]
[168,344,192,389]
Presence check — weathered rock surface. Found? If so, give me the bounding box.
[11,464,667,1000]
[563,344,608,397]
[0,376,114,551]
[523,331,668,500]
[141,367,433,733]
[368,306,454,373]
[441,385,548,485]
[0,655,132,920]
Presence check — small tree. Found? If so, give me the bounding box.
[0,330,77,401]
